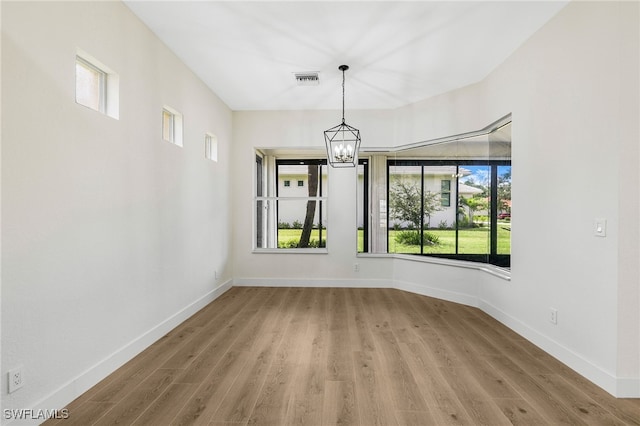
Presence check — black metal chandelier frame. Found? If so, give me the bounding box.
[324,65,361,168]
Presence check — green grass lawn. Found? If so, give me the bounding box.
[388,225,510,254]
[357,222,510,254]
[277,229,326,248]
[281,223,511,254]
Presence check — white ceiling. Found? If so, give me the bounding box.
[124,1,568,111]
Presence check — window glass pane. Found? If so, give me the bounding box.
[205,135,211,159]
[388,160,508,264]
[458,165,490,255]
[277,199,326,248]
[76,58,104,111]
[440,179,451,207]
[388,164,422,253]
[277,164,327,195]
[254,158,328,250]
[162,110,173,142]
[423,166,457,254]
[388,164,460,254]
[205,133,218,161]
[497,165,511,255]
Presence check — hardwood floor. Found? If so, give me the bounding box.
[45,287,639,425]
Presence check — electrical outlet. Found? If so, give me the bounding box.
[550,308,558,325]
[353,263,360,272]
[214,270,218,280]
[8,366,24,393]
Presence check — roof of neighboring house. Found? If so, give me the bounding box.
[458,183,483,195]
[278,165,328,177]
[388,166,473,176]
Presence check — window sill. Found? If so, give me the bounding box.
[252,248,329,254]
[357,253,511,281]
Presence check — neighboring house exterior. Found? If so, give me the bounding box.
[276,164,485,230]
[388,166,484,229]
[277,165,328,228]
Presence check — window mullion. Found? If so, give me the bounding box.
[362,160,369,253]
[318,165,323,245]
[490,164,499,256]
[455,165,459,254]
[170,115,175,143]
[420,165,425,254]
[99,72,106,113]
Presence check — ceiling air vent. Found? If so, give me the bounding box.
[294,72,319,86]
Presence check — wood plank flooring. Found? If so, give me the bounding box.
[45,287,639,425]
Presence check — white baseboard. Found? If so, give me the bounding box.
[234,277,478,307]
[478,298,638,398]
[394,279,479,308]
[12,279,233,426]
[233,277,393,288]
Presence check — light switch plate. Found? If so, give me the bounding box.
[594,218,606,237]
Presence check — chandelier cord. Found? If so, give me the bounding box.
[341,68,345,124]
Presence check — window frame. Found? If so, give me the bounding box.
[254,156,329,252]
[75,56,107,113]
[162,106,183,147]
[205,133,218,161]
[75,50,119,119]
[162,109,174,143]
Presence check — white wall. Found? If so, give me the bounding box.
[2,1,234,419]
[478,0,639,397]
[233,110,396,285]
[232,1,639,397]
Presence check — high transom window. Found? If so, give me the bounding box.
[75,51,119,119]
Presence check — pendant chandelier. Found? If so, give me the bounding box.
[324,65,361,168]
